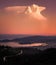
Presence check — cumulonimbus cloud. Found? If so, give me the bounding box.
[0,4,47,20]
[24,4,47,20]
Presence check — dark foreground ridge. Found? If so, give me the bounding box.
[0,46,56,65]
[0,35,56,44]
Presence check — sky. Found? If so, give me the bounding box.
[0,0,56,35]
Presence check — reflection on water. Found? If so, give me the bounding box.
[0,42,48,47]
[0,42,56,50]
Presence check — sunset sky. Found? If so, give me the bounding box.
[0,0,56,35]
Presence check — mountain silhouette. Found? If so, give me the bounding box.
[0,36,56,44]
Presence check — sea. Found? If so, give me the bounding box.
[0,34,56,50]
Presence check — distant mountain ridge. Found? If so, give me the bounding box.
[0,34,32,40]
[0,35,56,44]
[12,36,56,44]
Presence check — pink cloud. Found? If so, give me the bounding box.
[1,4,47,21]
[4,6,26,14]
